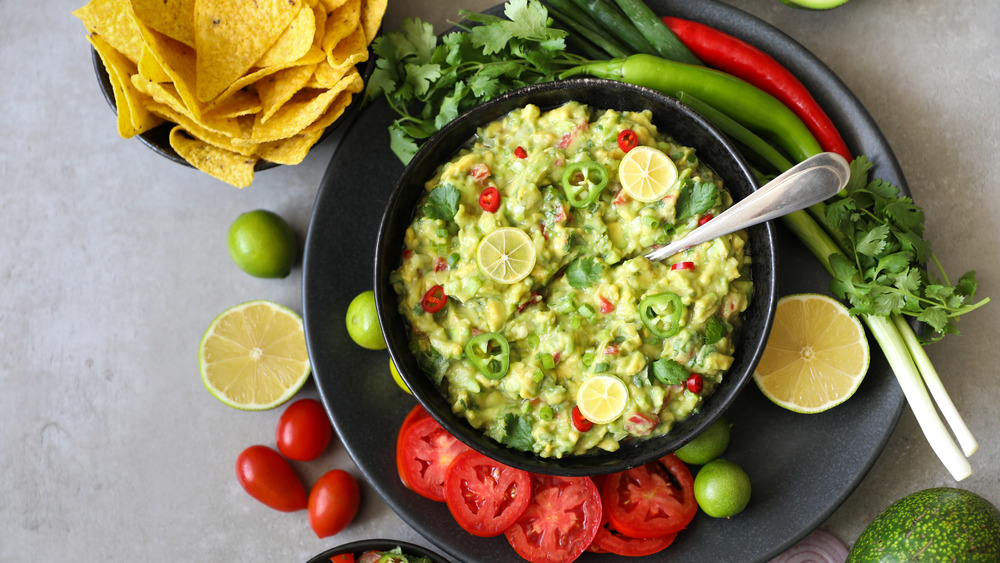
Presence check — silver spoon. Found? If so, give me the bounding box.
[645,152,850,262]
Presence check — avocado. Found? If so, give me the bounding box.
[847,487,1000,562]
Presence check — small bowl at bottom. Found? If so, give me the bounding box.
[305,539,453,563]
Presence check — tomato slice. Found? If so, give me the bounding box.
[504,474,602,563]
[397,415,471,502]
[590,520,677,556]
[329,554,355,563]
[601,454,697,538]
[444,450,532,537]
[395,404,431,489]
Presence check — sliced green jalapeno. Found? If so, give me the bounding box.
[561,160,609,208]
[464,332,510,379]
[638,292,684,339]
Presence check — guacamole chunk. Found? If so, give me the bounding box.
[391,101,752,458]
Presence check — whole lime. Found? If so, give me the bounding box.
[694,458,752,518]
[389,359,412,394]
[674,416,731,465]
[227,209,298,278]
[346,290,386,350]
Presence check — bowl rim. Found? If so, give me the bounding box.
[374,77,778,476]
[304,539,452,563]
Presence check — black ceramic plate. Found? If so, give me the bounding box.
[305,539,453,563]
[302,1,907,561]
[90,47,374,170]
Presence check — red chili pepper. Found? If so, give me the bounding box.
[672,261,695,271]
[686,373,704,394]
[420,285,448,313]
[698,213,713,226]
[617,129,639,152]
[599,297,615,314]
[433,257,448,272]
[571,406,593,432]
[479,186,501,213]
[517,293,542,313]
[661,17,851,161]
[514,146,527,159]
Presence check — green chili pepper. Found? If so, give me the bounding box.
[561,160,609,208]
[638,291,684,338]
[562,54,823,163]
[464,332,510,380]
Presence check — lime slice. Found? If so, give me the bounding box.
[199,300,311,410]
[576,374,628,424]
[618,146,678,202]
[753,293,870,413]
[476,227,536,284]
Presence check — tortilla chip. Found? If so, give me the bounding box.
[311,2,328,50]
[74,0,144,63]
[205,46,326,111]
[131,75,244,138]
[169,126,257,188]
[255,129,325,165]
[89,33,162,137]
[251,68,362,143]
[319,0,350,11]
[194,0,304,102]
[322,0,360,57]
[146,101,257,156]
[134,20,202,119]
[256,5,316,68]
[327,23,368,70]
[129,0,195,47]
[203,89,263,119]
[137,47,172,82]
[257,64,316,124]
[359,0,386,45]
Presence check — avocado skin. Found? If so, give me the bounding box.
[847,487,1000,562]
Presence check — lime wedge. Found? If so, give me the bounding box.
[476,227,536,284]
[199,300,311,410]
[576,374,629,424]
[618,146,678,202]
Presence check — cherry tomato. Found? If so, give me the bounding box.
[395,404,432,489]
[235,445,307,512]
[397,415,471,501]
[444,450,532,537]
[276,398,333,461]
[504,474,602,563]
[601,453,696,538]
[308,469,361,538]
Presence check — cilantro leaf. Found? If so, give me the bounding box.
[675,180,718,222]
[424,184,461,220]
[388,122,420,164]
[566,257,604,288]
[651,358,688,386]
[704,317,728,344]
[498,413,534,451]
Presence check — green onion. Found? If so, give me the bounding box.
[593,362,610,373]
[525,333,540,349]
[538,353,556,370]
[581,351,595,367]
[539,405,554,420]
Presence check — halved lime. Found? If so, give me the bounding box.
[618,146,678,202]
[476,227,536,284]
[576,374,628,424]
[753,293,870,413]
[199,300,311,410]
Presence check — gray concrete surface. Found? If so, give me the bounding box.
[2,0,997,560]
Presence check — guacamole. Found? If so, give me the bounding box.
[390,101,752,458]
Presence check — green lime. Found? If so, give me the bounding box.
[346,290,386,350]
[674,416,731,465]
[389,359,412,394]
[226,209,298,278]
[694,458,752,518]
[780,0,850,8]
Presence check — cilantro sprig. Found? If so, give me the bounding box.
[364,0,586,163]
[822,157,988,341]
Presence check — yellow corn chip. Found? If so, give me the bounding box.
[131,75,244,138]
[133,20,202,119]
[322,0,361,57]
[205,46,326,111]
[254,129,325,165]
[251,68,363,143]
[360,0,386,45]
[89,33,162,137]
[169,126,257,188]
[203,90,263,119]
[146,101,257,156]
[138,47,172,82]
[311,2,327,50]
[74,0,144,63]
[256,5,316,68]
[327,23,368,70]
[129,0,196,47]
[194,0,304,102]
[257,64,316,124]
[319,0,350,12]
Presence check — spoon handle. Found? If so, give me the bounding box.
[645,152,851,262]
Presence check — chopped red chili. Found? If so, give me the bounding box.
[698,214,713,226]
[604,344,620,356]
[433,257,448,272]
[469,163,491,182]
[514,146,527,159]
[571,406,593,432]
[617,129,639,153]
[420,285,448,313]
[401,249,413,261]
[686,373,704,394]
[599,297,615,314]
[479,186,501,213]
[671,261,695,271]
[517,293,542,313]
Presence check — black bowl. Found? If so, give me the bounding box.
[374,78,778,476]
[90,47,373,170]
[305,539,452,563]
